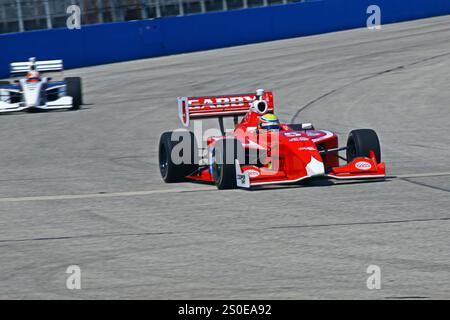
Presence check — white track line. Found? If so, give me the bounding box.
[0,186,216,203]
[395,172,450,179]
[0,172,448,203]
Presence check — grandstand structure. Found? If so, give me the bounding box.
[0,0,304,34]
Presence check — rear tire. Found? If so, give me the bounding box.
[212,139,245,190]
[346,129,381,163]
[159,131,199,183]
[65,77,83,110]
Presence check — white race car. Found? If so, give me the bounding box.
[0,58,83,113]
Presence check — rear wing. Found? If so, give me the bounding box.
[10,59,64,75]
[178,91,274,127]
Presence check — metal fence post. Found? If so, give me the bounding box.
[140,0,148,19]
[16,0,24,32]
[263,0,268,7]
[109,0,124,22]
[97,0,104,23]
[222,0,228,11]
[178,0,184,16]
[77,0,84,19]
[44,0,53,29]
[243,0,248,9]
[155,0,161,18]
[34,0,39,25]
[200,0,206,13]
[109,0,117,21]
[118,0,125,21]
[1,2,7,32]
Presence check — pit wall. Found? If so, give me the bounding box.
[1,0,450,77]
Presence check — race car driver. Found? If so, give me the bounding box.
[258,113,281,132]
[26,70,41,83]
[257,113,281,170]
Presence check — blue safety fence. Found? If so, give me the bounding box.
[1,0,450,78]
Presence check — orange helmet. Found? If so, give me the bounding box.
[26,71,41,82]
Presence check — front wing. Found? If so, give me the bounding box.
[186,154,385,188]
[0,96,73,113]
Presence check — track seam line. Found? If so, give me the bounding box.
[0,172,449,203]
[0,217,448,244]
[0,187,216,203]
[398,178,450,193]
[290,51,450,122]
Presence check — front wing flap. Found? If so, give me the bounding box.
[327,152,386,179]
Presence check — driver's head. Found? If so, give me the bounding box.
[26,70,41,82]
[27,70,40,78]
[259,113,280,131]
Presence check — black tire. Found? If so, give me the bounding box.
[65,77,83,110]
[10,91,22,104]
[212,139,245,190]
[346,129,381,163]
[159,131,199,183]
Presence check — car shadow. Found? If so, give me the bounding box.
[246,177,392,192]
[188,176,392,191]
[0,104,93,116]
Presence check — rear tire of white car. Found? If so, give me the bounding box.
[159,131,199,183]
[212,139,244,190]
[346,129,381,163]
[65,77,83,110]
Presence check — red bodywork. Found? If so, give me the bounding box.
[177,92,385,188]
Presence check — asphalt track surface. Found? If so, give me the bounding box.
[1,16,449,299]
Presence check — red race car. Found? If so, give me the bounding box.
[159,89,385,189]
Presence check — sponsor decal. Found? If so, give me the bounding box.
[298,147,316,151]
[289,137,309,142]
[284,132,303,137]
[244,169,260,178]
[237,174,247,185]
[306,131,322,137]
[311,130,335,142]
[189,96,255,109]
[355,161,373,171]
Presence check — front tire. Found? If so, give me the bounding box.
[346,129,381,163]
[65,77,83,110]
[212,139,245,190]
[159,131,198,183]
